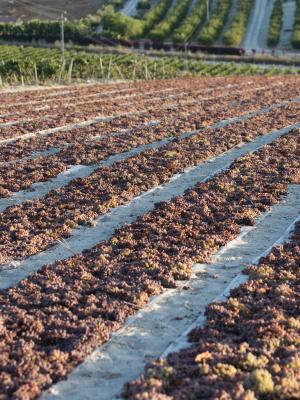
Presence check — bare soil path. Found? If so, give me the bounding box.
[243,0,275,50]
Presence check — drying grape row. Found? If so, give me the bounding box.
[0,127,299,399]
[1,80,298,198]
[0,75,274,158]
[2,75,268,142]
[1,82,300,263]
[124,218,300,400]
[0,75,299,400]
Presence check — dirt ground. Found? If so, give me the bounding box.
[0,0,107,21]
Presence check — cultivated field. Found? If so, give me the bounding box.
[1,46,286,86]
[125,221,300,399]
[0,76,299,399]
[103,0,300,50]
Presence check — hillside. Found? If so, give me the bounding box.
[0,0,299,50]
[0,0,106,21]
[102,0,299,50]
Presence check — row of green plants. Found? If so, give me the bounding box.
[142,0,173,33]
[292,0,300,48]
[172,0,207,43]
[0,0,297,49]
[223,0,253,46]
[0,0,126,44]
[0,45,297,86]
[100,9,144,40]
[197,0,232,45]
[0,14,102,44]
[148,0,191,41]
[268,0,283,47]
[101,0,173,39]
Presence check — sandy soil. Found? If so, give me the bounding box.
[0,0,106,21]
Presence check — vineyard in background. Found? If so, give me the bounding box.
[0,0,299,49]
[0,45,297,85]
[99,0,254,45]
